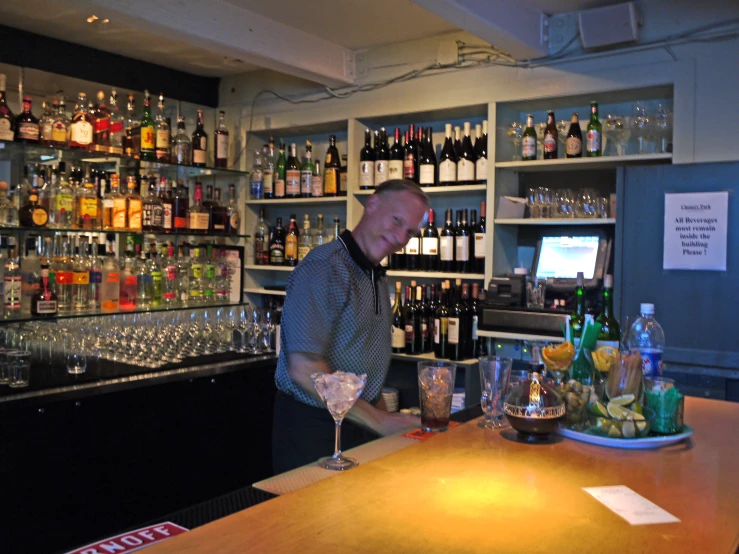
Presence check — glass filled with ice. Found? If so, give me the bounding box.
[417,361,457,432]
[311,371,367,471]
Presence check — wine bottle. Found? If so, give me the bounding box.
[420,208,439,271]
[543,110,558,159]
[421,284,433,353]
[453,126,462,157]
[414,126,423,183]
[285,143,301,198]
[404,285,418,354]
[438,123,457,186]
[418,127,436,187]
[275,141,286,199]
[457,121,476,183]
[455,209,471,273]
[461,283,473,358]
[566,112,583,158]
[359,129,375,190]
[522,114,537,161]
[595,274,621,348]
[448,282,466,361]
[388,127,404,180]
[403,126,417,182]
[475,119,488,182]
[324,135,340,196]
[439,209,456,273]
[374,128,389,187]
[391,281,405,354]
[390,245,405,270]
[405,227,421,271]
[434,282,450,359]
[472,201,486,274]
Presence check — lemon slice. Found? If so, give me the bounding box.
[609,394,635,406]
[608,425,622,438]
[596,345,620,358]
[632,402,644,415]
[622,420,636,439]
[590,401,608,417]
[594,417,612,432]
[607,402,629,420]
[622,407,645,421]
[636,421,648,436]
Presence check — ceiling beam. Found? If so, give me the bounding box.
[412,0,549,60]
[71,0,356,87]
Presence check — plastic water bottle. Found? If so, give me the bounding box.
[626,303,665,377]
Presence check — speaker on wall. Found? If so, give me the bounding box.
[578,2,639,49]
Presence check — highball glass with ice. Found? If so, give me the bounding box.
[418,361,457,432]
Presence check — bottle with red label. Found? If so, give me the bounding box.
[92,90,110,150]
[54,235,74,313]
[108,90,125,155]
[100,247,120,313]
[119,256,138,311]
[163,243,178,305]
[15,96,40,144]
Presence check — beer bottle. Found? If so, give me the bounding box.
[565,113,583,158]
[543,110,558,159]
[521,114,537,161]
[586,101,602,157]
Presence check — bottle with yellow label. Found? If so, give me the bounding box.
[50,161,74,229]
[75,176,101,230]
[139,90,156,162]
[19,188,48,228]
[72,236,91,311]
[125,176,143,231]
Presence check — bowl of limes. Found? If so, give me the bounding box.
[587,394,653,439]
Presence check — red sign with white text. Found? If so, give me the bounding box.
[65,522,189,554]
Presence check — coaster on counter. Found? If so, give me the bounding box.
[404,422,461,441]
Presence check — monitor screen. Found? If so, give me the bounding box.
[535,236,601,280]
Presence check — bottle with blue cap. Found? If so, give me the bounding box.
[626,303,665,377]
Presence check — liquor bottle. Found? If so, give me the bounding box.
[188,181,210,233]
[434,282,450,359]
[458,121,476,183]
[0,181,18,226]
[215,247,230,302]
[471,283,487,357]
[274,141,286,198]
[438,124,458,186]
[173,179,189,230]
[543,110,558,159]
[333,214,341,240]
[313,214,328,248]
[374,128,389,187]
[300,141,315,197]
[268,215,285,266]
[143,180,164,232]
[310,160,323,198]
[455,209,471,273]
[475,121,488,182]
[249,149,263,200]
[453,126,462,157]
[92,90,110,150]
[0,74,15,141]
[418,127,437,186]
[203,244,218,303]
[139,91,156,161]
[113,175,130,231]
[359,129,375,190]
[159,177,173,232]
[72,237,91,311]
[285,214,300,266]
[388,128,404,181]
[461,283,473,358]
[263,138,275,199]
[586,101,602,157]
[174,116,192,165]
[391,281,405,353]
[32,257,58,317]
[176,243,190,305]
[108,90,125,155]
[403,125,417,183]
[448,282,467,361]
[148,244,163,307]
[521,114,537,161]
[100,244,121,312]
[405,226,421,271]
[187,246,203,305]
[4,246,21,315]
[439,208,455,273]
[75,176,101,230]
[211,187,227,233]
[226,184,240,234]
[420,208,439,271]
[214,110,229,168]
[168,118,176,163]
[15,96,40,143]
[50,98,70,148]
[284,143,300,198]
[566,112,583,158]
[191,109,208,167]
[54,236,73,313]
[570,272,586,347]
[125,176,143,231]
[403,285,417,354]
[324,135,340,196]
[202,184,216,228]
[20,237,42,315]
[119,255,138,311]
[155,94,170,161]
[162,243,178,306]
[298,214,312,262]
[19,188,48,228]
[88,237,103,310]
[472,201,486,274]
[123,94,138,157]
[596,274,621,348]
[414,285,430,353]
[69,93,94,150]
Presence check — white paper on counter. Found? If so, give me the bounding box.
[583,486,680,525]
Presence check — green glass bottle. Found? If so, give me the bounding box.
[586,101,602,157]
[274,141,286,199]
[521,113,537,161]
[595,274,621,348]
[570,271,586,348]
[139,90,156,161]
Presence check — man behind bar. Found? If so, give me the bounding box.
[272,180,429,473]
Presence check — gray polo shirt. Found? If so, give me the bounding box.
[274,230,391,409]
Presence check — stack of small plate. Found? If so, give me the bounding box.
[382,387,399,412]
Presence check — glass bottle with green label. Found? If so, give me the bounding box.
[52,162,74,228]
[570,271,587,347]
[595,274,620,348]
[586,101,602,157]
[188,246,204,304]
[203,243,216,302]
[521,114,537,161]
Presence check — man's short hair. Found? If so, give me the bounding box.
[373,179,430,208]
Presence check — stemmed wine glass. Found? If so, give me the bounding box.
[312,371,367,471]
[631,102,650,154]
[507,122,524,161]
[653,104,672,153]
[604,115,630,156]
[535,122,547,160]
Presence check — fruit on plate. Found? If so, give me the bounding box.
[555,378,592,430]
[542,342,576,371]
[592,346,619,374]
[587,399,651,438]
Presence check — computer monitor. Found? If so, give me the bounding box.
[532,233,611,290]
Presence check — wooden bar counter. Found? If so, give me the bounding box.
[148,397,739,553]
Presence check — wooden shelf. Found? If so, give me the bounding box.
[354,184,486,196]
[477,330,564,343]
[494,153,671,172]
[244,196,348,205]
[244,264,295,272]
[386,270,484,280]
[243,287,287,296]
[494,218,616,225]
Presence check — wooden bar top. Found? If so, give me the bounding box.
[148,397,739,553]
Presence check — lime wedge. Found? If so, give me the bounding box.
[607,402,629,420]
[609,394,635,406]
[608,424,622,438]
[591,401,608,417]
[636,421,648,436]
[623,407,645,421]
[632,402,644,415]
[622,420,636,439]
[594,417,612,433]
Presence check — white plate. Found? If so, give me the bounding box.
[557,425,694,449]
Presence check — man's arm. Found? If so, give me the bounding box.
[287,352,419,436]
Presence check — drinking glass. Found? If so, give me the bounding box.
[604,114,630,156]
[596,197,610,218]
[653,104,672,153]
[0,348,19,385]
[312,371,367,471]
[556,120,569,147]
[631,102,650,154]
[535,122,547,160]
[478,356,512,429]
[527,188,538,218]
[526,278,547,309]
[507,122,524,161]
[535,187,551,219]
[65,336,87,375]
[8,350,31,388]
[418,361,457,432]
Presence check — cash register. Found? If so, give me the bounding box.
[481,233,612,337]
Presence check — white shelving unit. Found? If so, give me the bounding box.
[477,330,564,343]
[244,264,295,272]
[386,270,484,280]
[494,218,616,225]
[244,196,347,206]
[494,153,672,172]
[243,287,287,296]
[354,183,486,196]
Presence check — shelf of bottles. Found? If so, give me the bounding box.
[493,218,615,226]
[354,184,486,196]
[0,226,251,239]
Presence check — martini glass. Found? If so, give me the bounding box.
[312,371,367,471]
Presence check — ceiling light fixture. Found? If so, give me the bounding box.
[86,15,98,23]
[102,18,110,24]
